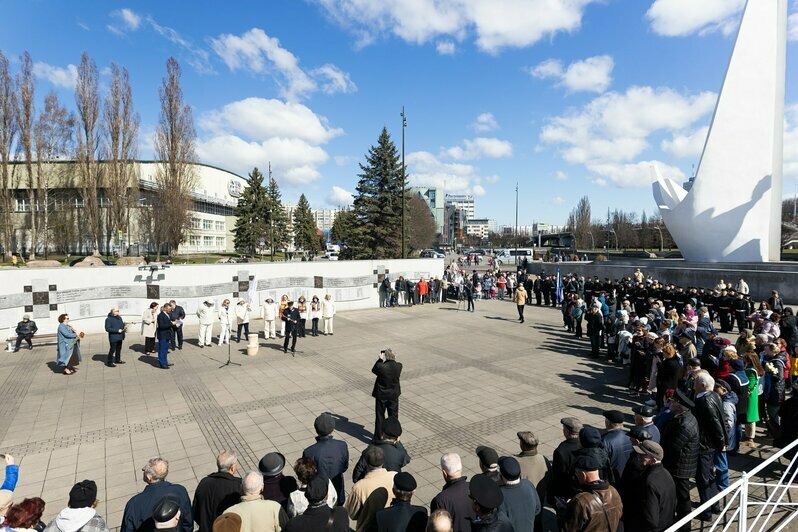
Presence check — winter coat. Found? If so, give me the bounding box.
[498,479,541,532]
[218,306,234,327]
[563,480,623,532]
[121,481,193,532]
[661,411,699,479]
[225,495,288,532]
[626,463,676,532]
[469,512,515,532]
[302,435,350,505]
[513,286,528,305]
[235,303,250,324]
[744,368,761,423]
[727,370,750,425]
[430,476,475,532]
[322,298,336,318]
[352,439,410,483]
[550,438,580,501]
[657,357,682,393]
[56,322,78,366]
[192,471,242,532]
[602,429,633,480]
[196,304,216,325]
[156,311,173,340]
[261,302,279,321]
[344,469,396,532]
[694,391,728,452]
[104,313,125,343]
[372,360,402,400]
[141,309,156,338]
[15,319,37,336]
[375,500,428,532]
[283,504,349,532]
[721,391,739,451]
[44,508,109,532]
[586,311,604,337]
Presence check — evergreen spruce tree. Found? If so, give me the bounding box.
[293,194,320,255]
[233,167,267,255]
[351,127,405,259]
[265,169,290,261]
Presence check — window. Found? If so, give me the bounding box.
[189,235,201,246]
[216,237,225,248]
[15,197,30,212]
[215,221,225,231]
[191,218,201,230]
[203,219,212,230]
[203,236,213,247]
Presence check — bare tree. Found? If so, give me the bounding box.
[75,52,102,256]
[153,57,197,260]
[566,195,592,250]
[17,52,36,259]
[407,194,437,252]
[34,91,74,258]
[103,63,139,255]
[0,50,18,261]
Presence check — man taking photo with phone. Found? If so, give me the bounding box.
[372,348,402,441]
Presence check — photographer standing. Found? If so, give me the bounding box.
[372,348,402,440]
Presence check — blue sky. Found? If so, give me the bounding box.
[2,0,797,226]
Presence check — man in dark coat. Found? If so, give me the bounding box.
[496,457,540,532]
[693,371,728,520]
[661,390,699,528]
[353,417,410,483]
[302,413,349,505]
[375,472,427,532]
[282,301,300,353]
[561,454,623,532]
[626,441,676,532]
[372,348,402,439]
[168,300,185,350]
[283,477,349,532]
[259,452,297,512]
[104,307,126,367]
[586,306,604,358]
[601,410,633,481]
[430,453,475,532]
[468,474,513,531]
[549,417,582,503]
[156,303,174,369]
[13,314,37,351]
[121,457,193,532]
[192,451,241,532]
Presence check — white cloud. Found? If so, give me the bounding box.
[587,160,685,188]
[199,98,343,145]
[591,177,608,186]
[789,13,798,41]
[32,62,78,89]
[555,170,568,181]
[196,97,342,185]
[471,112,499,132]
[444,137,513,160]
[551,196,565,205]
[646,0,745,37]
[541,86,715,165]
[326,186,354,207]
[485,174,500,184]
[660,126,709,159]
[436,40,456,55]
[312,0,600,54]
[211,28,355,101]
[406,150,487,196]
[529,55,614,93]
[313,64,358,94]
[107,8,142,34]
[334,155,358,166]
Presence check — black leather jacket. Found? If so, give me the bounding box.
[16,320,38,336]
[694,391,728,451]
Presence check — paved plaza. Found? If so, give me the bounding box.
[0,297,782,530]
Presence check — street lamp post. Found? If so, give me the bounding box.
[514,182,519,266]
[401,107,407,259]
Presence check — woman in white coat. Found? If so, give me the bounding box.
[235,299,251,342]
[218,299,233,345]
[141,302,158,354]
[261,297,279,339]
[322,293,336,335]
[196,299,216,347]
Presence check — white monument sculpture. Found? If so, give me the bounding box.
[652,0,787,262]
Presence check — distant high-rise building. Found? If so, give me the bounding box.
[445,194,475,220]
[410,187,444,236]
[312,208,341,233]
[465,218,497,239]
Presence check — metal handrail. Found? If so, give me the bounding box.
[666,437,798,531]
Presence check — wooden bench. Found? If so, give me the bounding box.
[6,329,58,352]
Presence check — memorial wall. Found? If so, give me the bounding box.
[0,259,444,335]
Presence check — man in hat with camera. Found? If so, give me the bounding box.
[660,389,699,528]
[375,472,427,532]
[372,349,402,440]
[303,413,349,505]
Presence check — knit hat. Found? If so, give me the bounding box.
[68,480,97,508]
[314,413,335,436]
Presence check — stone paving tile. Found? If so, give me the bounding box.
[0,298,788,530]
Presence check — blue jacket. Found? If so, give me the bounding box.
[602,429,633,480]
[156,311,173,340]
[56,322,78,366]
[303,436,349,504]
[105,313,126,343]
[498,479,541,532]
[1,465,18,491]
[121,480,193,532]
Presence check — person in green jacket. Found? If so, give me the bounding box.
[741,351,764,447]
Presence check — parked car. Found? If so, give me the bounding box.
[420,249,445,259]
[321,251,339,260]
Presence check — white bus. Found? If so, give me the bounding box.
[495,248,535,265]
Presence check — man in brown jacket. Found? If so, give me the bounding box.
[562,454,623,532]
[514,283,528,323]
[345,446,396,532]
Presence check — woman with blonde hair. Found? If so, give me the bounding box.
[141,302,158,355]
[278,294,289,337]
[218,299,232,345]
